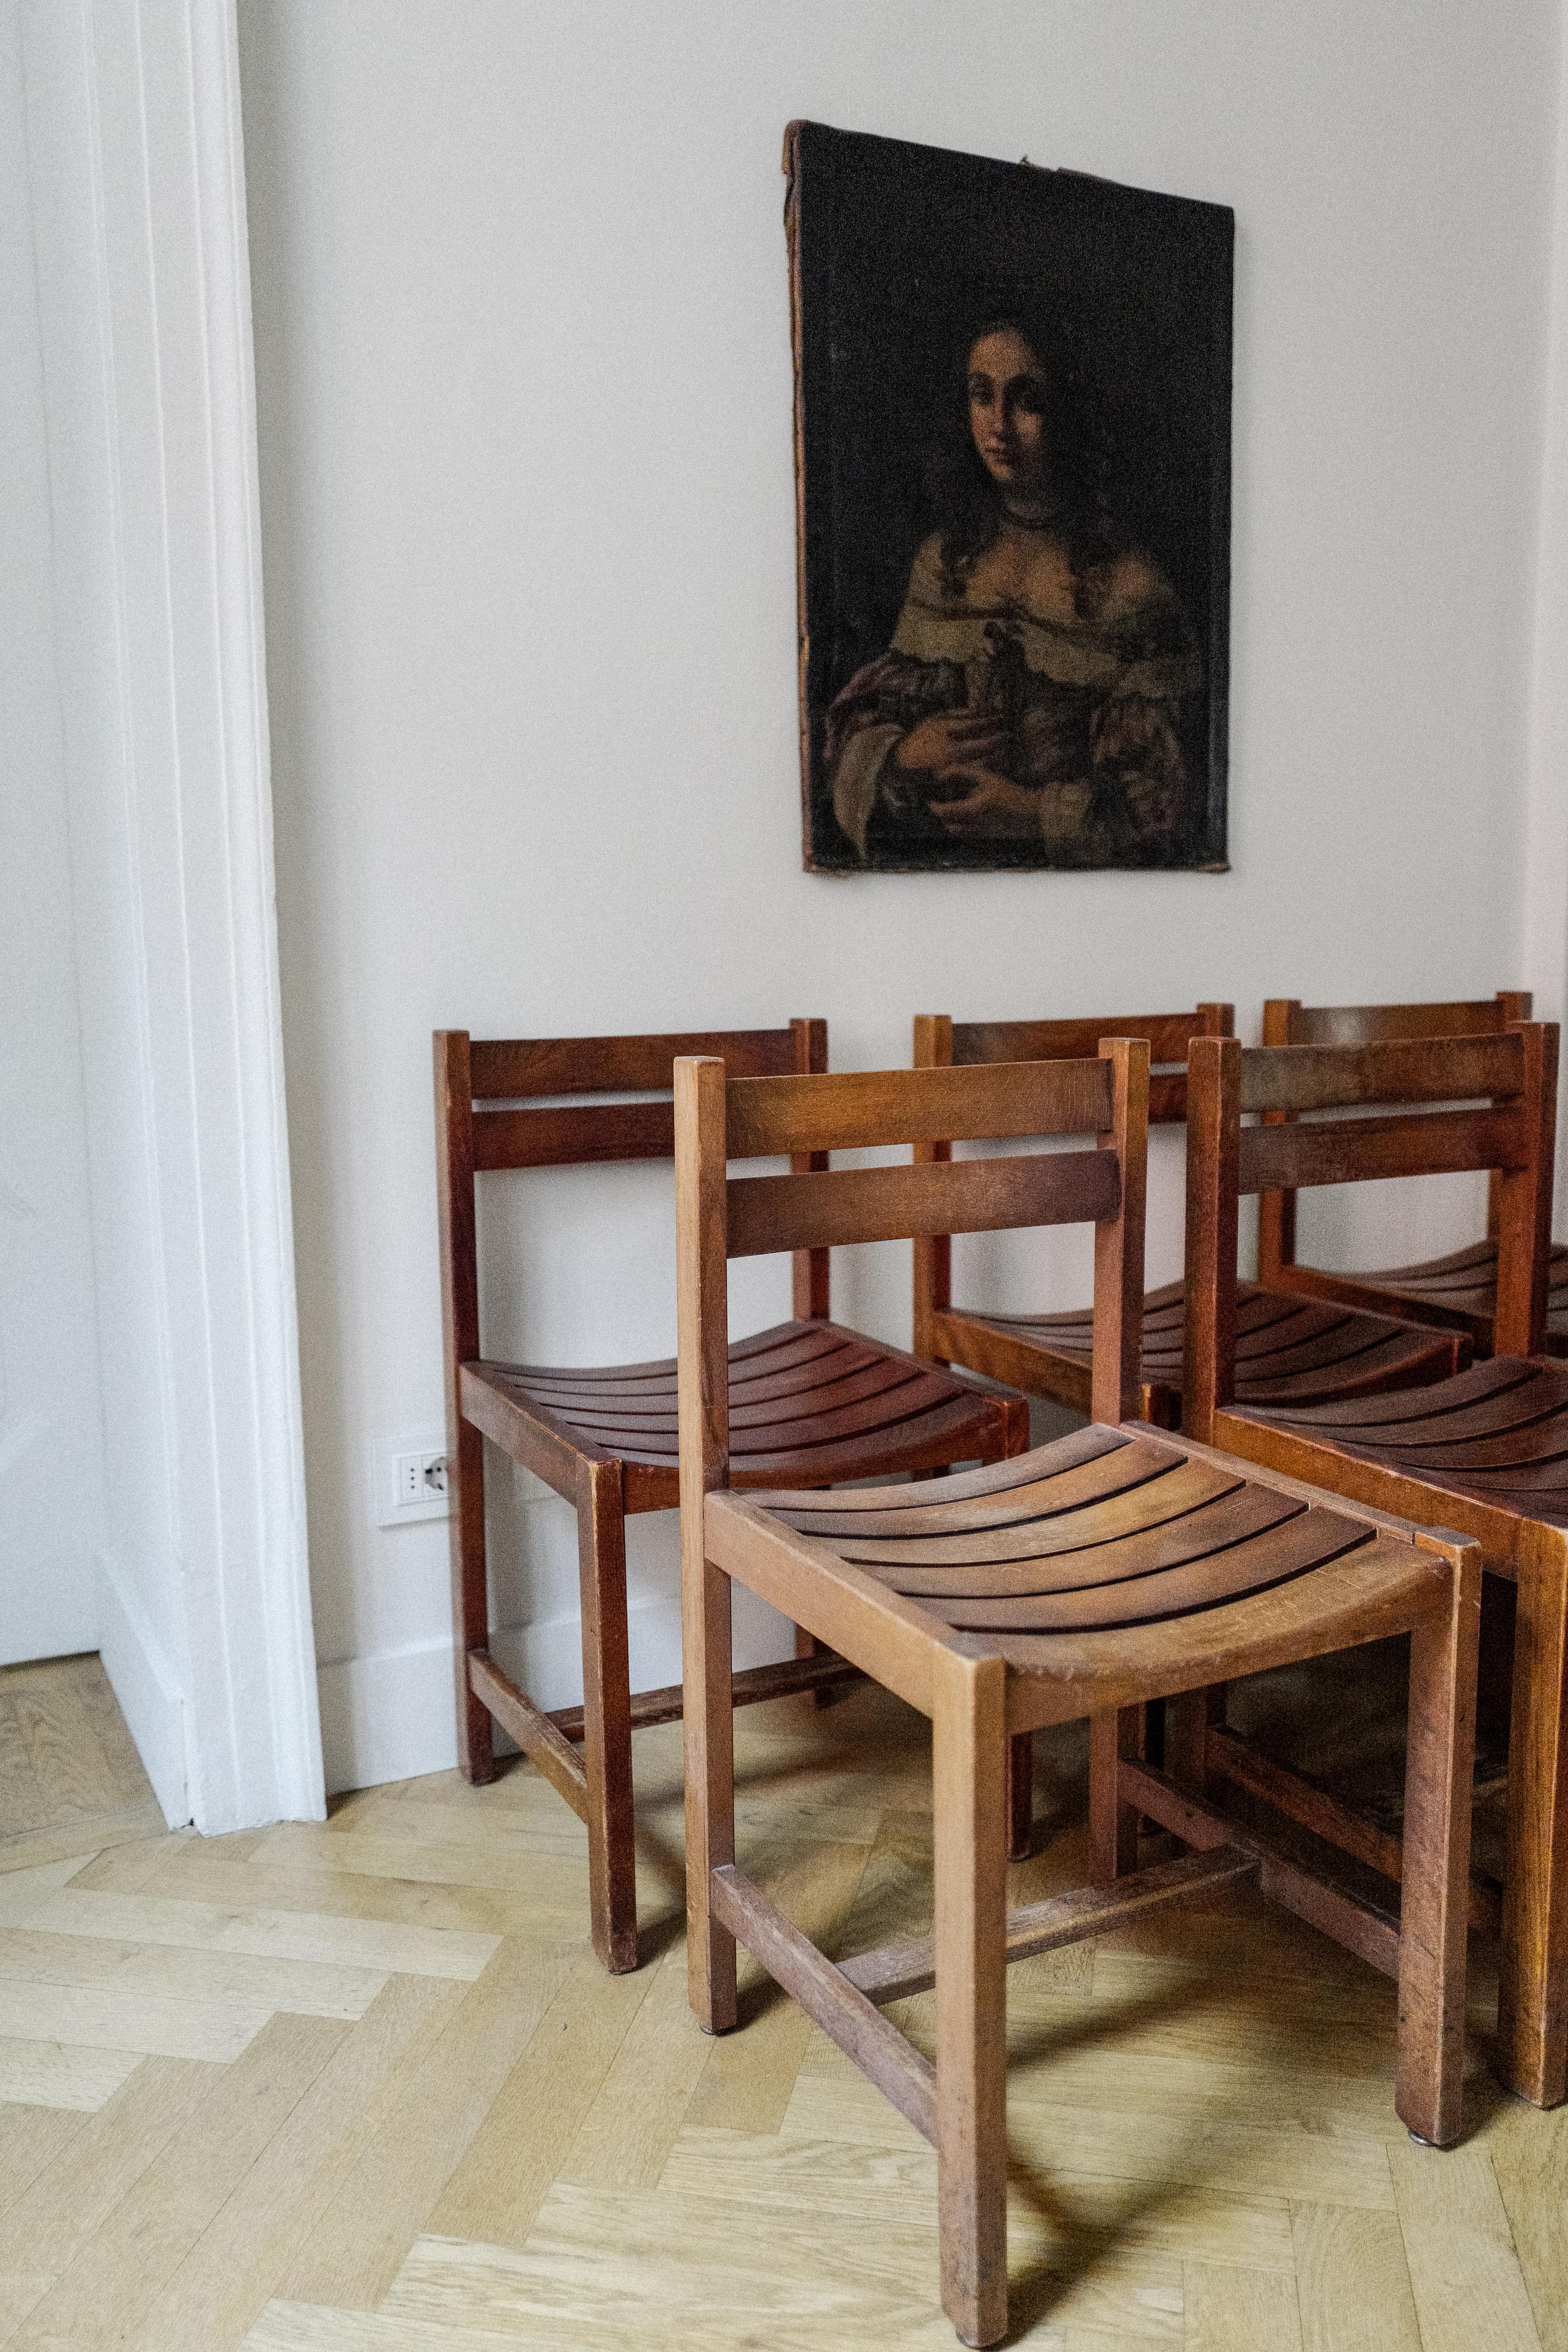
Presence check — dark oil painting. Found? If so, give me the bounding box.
[786,122,1233,874]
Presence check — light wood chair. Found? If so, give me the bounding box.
[1259,990,1568,1356]
[1182,1023,1568,2108]
[676,1040,1479,2346]
[435,1023,1026,1974]
[914,1007,1467,1426]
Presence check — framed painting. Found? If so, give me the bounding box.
[786,121,1233,874]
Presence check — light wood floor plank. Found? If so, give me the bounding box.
[277,1934,573,2311]
[0,2055,218,2345]
[1388,2138,1544,2352]
[0,1922,388,2018]
[0,2038,142,2112]
[557,1941,714,2193]
[7,2011,346,2351]
[682,1838,871,2138]
[1488,2100,1568,2352]
[1290,2201,1421,2351]
[120,1973,464,2352]
[426,1947,652,2247]
[0,1975,273,2063]
[0,1702,45,1841]
[26,1884,500,1980]
[0,1858,95,1918]
[252,1821,609,1903]
[1185,2259,1303,2349]
[0,2109,84,2219]
[103,1842,650,1944]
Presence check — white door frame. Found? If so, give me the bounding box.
[22,0,322,1829]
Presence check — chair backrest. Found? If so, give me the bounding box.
[1183,1026,1558,1440]
[434,1022,832,1400]
[1259,992,1532,1271]
[675,1041,1151,1515]
[910,1005,1232,1352]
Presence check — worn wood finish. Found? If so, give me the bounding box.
[726,1055,1115,1159]
[910,1006,1463,1422]
[1184,1024,1568,2107]
[1258,991,1568,1358]
[676,1046,1481,2345]
[437,1023,1022,1974]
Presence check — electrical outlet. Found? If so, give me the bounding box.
[372,1429,451,1527]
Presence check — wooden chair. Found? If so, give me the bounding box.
[676,1041,1479,2346]
[914,1007,1467,1426]
[434,1023,1026,1974]
[1182,1022,1568,2107]
[1259,990,1568,1355]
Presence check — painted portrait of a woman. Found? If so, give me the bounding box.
[823,316,1205,868]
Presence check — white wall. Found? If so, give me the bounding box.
[236,0,1564,1793]
[0,0,107,1668]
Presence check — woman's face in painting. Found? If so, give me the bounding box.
[966,328,1053,499]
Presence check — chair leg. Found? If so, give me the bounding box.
[1395,1553,1479,2146]
[449,1415,494,1784]
[683,1536,737,2034]
[932,1648,1009,2348]
[1088,1707,1142,1886]
[576,1459,638,1974]
[1006,1733,1034,1860]
[1498,1536,1568,2107]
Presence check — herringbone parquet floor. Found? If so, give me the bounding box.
[0,1646,1564,2350]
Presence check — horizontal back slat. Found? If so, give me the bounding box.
[727,1150,1119,1258]
[472,1101,675,1171]
[469,1028,798,1101]
[1286,996,1527,1047]
[1239,1107,1525,1196]
[952,1006,1230,1069]
[1239,1035,1523,1115]
[724,1059,1114,1159]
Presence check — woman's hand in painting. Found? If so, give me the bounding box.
[890,710,1010,779]
[927,770,1042,837]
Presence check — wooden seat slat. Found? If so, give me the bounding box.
[827,1460,1243,1575]
[924,1504,1373,1633]
[748,1422,1131,1516]
[767,1435,1180,1541]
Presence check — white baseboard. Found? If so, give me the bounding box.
[96,1547,189,1826]
[316,1588,795,1796]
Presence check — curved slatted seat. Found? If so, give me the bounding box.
[1320,1236,1568,1357]
[466,1317,1012,1505]
[943,1276,1467,1429]
[1232,1356,1568,1519]
[756,1424,1379,1636]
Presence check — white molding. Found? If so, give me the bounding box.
[21,0,322,1830]
[1525,0,1568,1227]
[96,1546,187,1825]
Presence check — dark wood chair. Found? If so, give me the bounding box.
[1259,990,1568,1356]
[913,1007,1467,1426]
[434,1022,1026,1973]
[1182,1022,1568,2108]
[676,1040,1478,2347]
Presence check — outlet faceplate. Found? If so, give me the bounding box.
[372,1429,451,1527]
